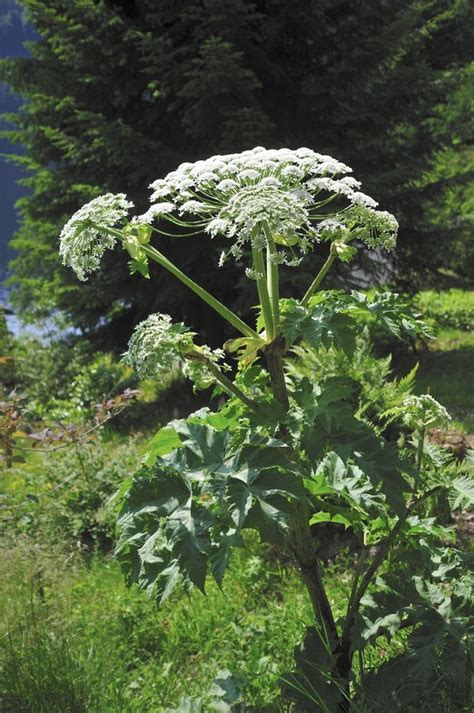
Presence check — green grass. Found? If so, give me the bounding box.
[2,538,439,712]
[2,541,458,712]
[414,289,474,332]
[0,541,329,711]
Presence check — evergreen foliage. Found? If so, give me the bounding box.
[1,0,473,345]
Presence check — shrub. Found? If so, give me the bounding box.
[1,436,141,550]
[8,336,90,403]
[415,289,474,331]
[10,338,139,421]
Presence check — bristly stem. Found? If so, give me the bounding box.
[339,549,367,659]
[192,355,262,413]
[90,223,259,340]
[252,244,275,340]
[340,484,444,670]
[301,246,337,307]
[415,426,425,479]
[143,243,258,339]
[263,225,280,336]
[262,335,338,644]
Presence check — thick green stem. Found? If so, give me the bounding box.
[301,248,336,307]
[143,243,258,339]
[252,245,275,340]
[263,226,280,335]
[90,223,258,340]
[262,336,337,643]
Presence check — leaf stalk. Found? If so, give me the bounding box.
[263,225,280,335]
[252,244,275,340]
[301,245,337,306]
[89,222,258,339]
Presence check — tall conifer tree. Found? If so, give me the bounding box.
[1,0,472,345]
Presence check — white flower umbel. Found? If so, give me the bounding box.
[125,312,230,391]
[58,148,400,345]
[59,193,133,280]
[401,394,451,431]
[144,146,398,267]
[125,313,196,379]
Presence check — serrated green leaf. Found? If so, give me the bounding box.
[166,502,212,592]
[129,253,150,278]
[310,507,361,529]
[397,363,419,393]
[351,291,433,341]
[143,427,183,465]
[314,451,383,515]
[450,473,474,510]
[224,441,304,540]
[357,570,473,710]
[280,297,357,355]
[117,423,307,600]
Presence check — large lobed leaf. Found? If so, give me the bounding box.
[352,542,473,711]
[116,421,304,603]
[307,452,387,533]
[355,569,473,710]
[288,375,412,516]
[280,290,432,355]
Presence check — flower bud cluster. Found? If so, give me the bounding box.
[401,394,451,430]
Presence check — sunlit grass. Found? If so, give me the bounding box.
[0,541,315,711]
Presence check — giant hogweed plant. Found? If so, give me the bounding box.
[59,148,473,711]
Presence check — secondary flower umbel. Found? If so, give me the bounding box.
[124,312,228,388]
[401,394,451,430]
[59,193,133,281]
[124,313,196,379]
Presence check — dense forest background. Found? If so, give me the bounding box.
[0,1,35,274]
[1,0,473,348]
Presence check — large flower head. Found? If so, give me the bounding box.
[59,193,133,280]
[141,146,398,267]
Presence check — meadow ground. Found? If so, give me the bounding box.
[1,317,472,712]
